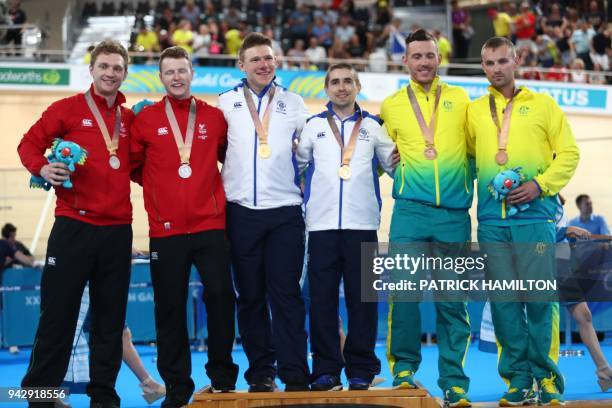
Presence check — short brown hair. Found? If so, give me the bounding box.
[159,46,192,70]
[481,36,516,58]
[405,29,437,48]
[90,39,129,68]
[238,32,272,61]
[324,62,361,88]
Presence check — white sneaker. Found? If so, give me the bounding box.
[9,346,19,354]
[140,378,166,404]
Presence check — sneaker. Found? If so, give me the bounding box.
[9,346,19,354]
[348,378,370,391]
[140,378,166,404]
[285,383,310,392]
[392,370,417,389]
[310,375,342,391]
[444,386,471,407]
[210,384,236,393]
[499,386,537,407]
[538,378,565,406]
[248,377,276,392]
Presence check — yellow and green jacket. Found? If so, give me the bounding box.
[466,86,580,226]
[380,77,473,209]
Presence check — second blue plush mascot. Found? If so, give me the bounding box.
[30,138,87,190]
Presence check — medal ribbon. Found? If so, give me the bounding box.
[243,85,276,147]
[489,89,521,156]
[84,90,121,156]
[326,112,362,167]
[406,85,441,151]
[165,97,196,165]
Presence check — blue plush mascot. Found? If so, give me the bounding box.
[30,138,87,190]
[488,167,530,217]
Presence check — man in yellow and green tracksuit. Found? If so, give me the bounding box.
[466,37,579,406]
[380,29,474,408]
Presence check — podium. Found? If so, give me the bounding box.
[190,388,440,408]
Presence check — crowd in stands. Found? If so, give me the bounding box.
[79,0,609,81]
[487,0,610,84]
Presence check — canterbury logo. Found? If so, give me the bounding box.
[82,119,93,127]
[157,127,168,135]
[47,256,56,266]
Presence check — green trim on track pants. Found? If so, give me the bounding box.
[477,222,563,393]
[386,199,471,392]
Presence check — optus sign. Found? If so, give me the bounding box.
[0,67,69,85]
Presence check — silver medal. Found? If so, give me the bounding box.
[109,155,121,169]
[178,163,192,179]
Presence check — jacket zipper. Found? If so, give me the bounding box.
[338,118,345,229]
[398,163,406,194]
[253,94,262,207]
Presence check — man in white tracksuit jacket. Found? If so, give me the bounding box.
[218,33,310,392]
[296,62,396,391]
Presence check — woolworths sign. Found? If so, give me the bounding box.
[0,67,69,86]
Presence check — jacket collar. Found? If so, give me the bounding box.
[88,84,126,109]
[241,77,278,99]
[326,101,363,122]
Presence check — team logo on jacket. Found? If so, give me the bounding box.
[276,100,287,114]
[198,123,208,140]
[233,101,243,109]
[358,128,369,141]
[157,127,168,135]
[316,131,326,139]
[535,242,547,255]
[442,100,453,112]
[518,106,530,116]
[82,118,93,127]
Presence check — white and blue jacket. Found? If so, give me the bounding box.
[296,102,396,232]
[219,79,310,209]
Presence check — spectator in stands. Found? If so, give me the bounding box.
[305,36,327,70]
[224,22,246,58]
[288,3,312,44]
[535,32,558,68]
[314,2,338,26]
[172,19,195,54]
[193,23,212,65]
[383,17,405,70]
[83,44,95,65]
[569,58,588,83]
[488,7,513,39]
[544,58,569,82]
[433,29,452,75]
[206,20,224,65]
[569,194,610,235]
[135,0,150,16]
[312,15,333,49]
[565,4,580,31]
[260,0,276,25]
[346,33,365,59]
[540,3,567,33]
[570,19,596,69]
[134,24,160,64]
[514,1,537,51]
[328,37,349,60]
[585,0,606,31]
[1,223,33,270]
[288,38,309,69]
[156,7,177,32]
[556,26,574,67]
[224,7,242,30]
[518,45,541,80]
[264,26,284,59]
[451,0,472,59]
[590,24,610,72]
[503,1,519,42]
[589,63,608,84]
[180,0,201,28]
[81,0,97,21]
[335,13,356,44]
[5,0,26,56]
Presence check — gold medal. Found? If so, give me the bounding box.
[424,146,437,160]
[338,165,352,180]
[495,150,508,165]
[258,144,271,159]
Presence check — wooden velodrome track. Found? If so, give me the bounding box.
[1,89,611,257]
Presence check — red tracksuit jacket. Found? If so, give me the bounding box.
[130,95,227,238]
[18,85,133,225]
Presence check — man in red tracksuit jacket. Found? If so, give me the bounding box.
[130,46,238,406]
[17,40,133,408]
